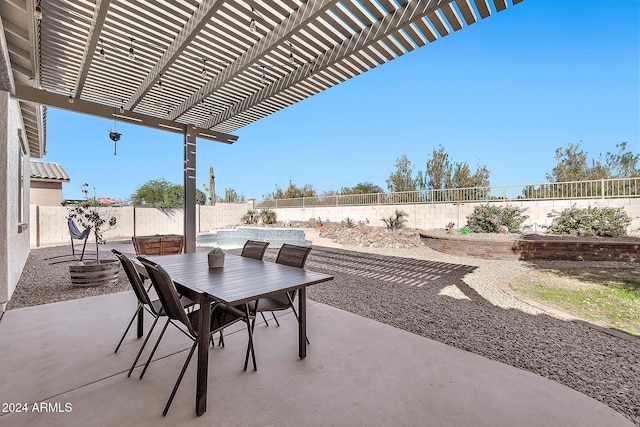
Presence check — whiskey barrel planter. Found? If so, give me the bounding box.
[69,260,120,287]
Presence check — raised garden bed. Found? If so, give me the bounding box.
[419,231,640,263]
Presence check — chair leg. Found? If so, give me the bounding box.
[139,318,171,379]
[270,311,280,326]
[115,305,142,353]
[127,315,161,377]
[163,341,197,417]
[260,312,270,326]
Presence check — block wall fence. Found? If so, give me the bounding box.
[272,198,640,235]
[30,198,640,247]
[30,203,252,247]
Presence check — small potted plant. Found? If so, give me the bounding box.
[447,222,455,234]
[208,247,225,268]
[316,217,323,228]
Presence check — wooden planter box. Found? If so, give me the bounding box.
[132,234,184,255]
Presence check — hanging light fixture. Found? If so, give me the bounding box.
[68,91,74,104]
[249,7,257,32]
[288,43,295,65]
[109,107,122,155]
[157,74,163,91]
[201,59,208,79]
[128,38,135,60]
[119,100,124,114]
[260,66,266,83]
[98,39,106,60]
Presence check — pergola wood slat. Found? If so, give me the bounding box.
[473,0,492,19]
[3,0,519,156]
[455,0,477,25]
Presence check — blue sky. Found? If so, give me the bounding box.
[43,0,639,202]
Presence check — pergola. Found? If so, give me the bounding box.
[0,0,522,250]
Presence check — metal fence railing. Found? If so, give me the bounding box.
[255,177,640,209]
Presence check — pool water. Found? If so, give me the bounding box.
[197,227,311,249]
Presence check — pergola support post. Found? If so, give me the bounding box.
[184,126,197,253]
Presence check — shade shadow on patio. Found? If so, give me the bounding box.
[0,291,632,426]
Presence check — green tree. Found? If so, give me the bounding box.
[341,182,384,194]
[602,142,640,178]
[425,145,490,189]
[425,146,452,190]
[130,178,205,208]
[263,180,317,199]
[544,142,640,197]
[548,141,640,182]
[386,154,419,192]
[220,187,245,203]
[546,142,591,182]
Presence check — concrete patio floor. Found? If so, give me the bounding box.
[0,286,633,426]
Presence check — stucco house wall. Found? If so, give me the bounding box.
[0,92,30,313]
[30,181,64,206]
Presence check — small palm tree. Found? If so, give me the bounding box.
[342,217,355,228]
[381,210,408,230]
[241,209,258,224]
[260,208,277,224]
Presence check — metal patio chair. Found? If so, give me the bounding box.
[216,239,271,347]
[111,249,194,378]
[240,239,270,260]
[243,244,312,344]
[136,256,256,416]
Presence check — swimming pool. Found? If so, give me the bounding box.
[197,227,311,249]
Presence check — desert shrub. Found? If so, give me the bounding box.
[381,210,408,230]
[241,209,258,224]
[466,204,528,233]
[547,206,631,237]
[259,208,277,224]
[342,217,355,228]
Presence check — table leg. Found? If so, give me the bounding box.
[195,296,210,416]
[298,287,306,358]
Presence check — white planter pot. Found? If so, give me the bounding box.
[208,253,225,268]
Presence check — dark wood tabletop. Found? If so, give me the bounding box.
[146,252,332,305]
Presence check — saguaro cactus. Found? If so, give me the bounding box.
[202,165,216,205]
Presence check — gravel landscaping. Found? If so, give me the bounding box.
[6,233,640,425]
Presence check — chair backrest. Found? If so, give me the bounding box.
[68,218,91,240]
[275,244,312,268]
[272,244,312,305]
[137,256,196,336]
[241,240,269,260]
[112,249,157,312]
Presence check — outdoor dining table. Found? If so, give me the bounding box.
[142,252,333,416]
